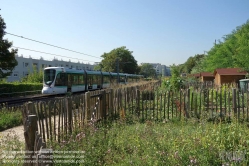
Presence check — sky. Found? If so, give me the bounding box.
[1,0,249,66]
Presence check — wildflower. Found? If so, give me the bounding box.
[174,151,179,159]
[106,149,111,154]
[189,156,197,164]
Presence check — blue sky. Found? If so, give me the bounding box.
[1,0,249,66]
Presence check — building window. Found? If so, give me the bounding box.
[23,72,29,76]
[25,63,29,67]
[33,63,38,66]
[13,72,18,77]
[42,64,46,68]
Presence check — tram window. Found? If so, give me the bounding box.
[93,75,100,84]
[68,74,73,86]
[44,69,56,86]
[98,75,102,84]
[79,75,84,85]
[103,75,109,84]
[92,75,95,84]
[73,74,79,85]
[92,75,96,84]
[55,73,66,86]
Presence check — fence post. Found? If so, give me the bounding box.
[100,90,107,120]
[117,89,121,113]
[232,88,237,114]
[136,89,140,117]
[27,101,35,115]
[109,89,114,119]
[23,114,38,166]
[85,92,91,122]
[185,88,190,118]
[68,97,72,134]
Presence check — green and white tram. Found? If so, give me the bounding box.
[42,67,143,94]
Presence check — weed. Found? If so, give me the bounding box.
[0,107,22,131]
[0,130,25,165]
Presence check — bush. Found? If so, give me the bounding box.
[0,107,22,131]
[0,83,42,95]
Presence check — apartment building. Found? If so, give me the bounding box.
[141,63,171,76]
[6,55,95,82]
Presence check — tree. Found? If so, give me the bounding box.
[168,64,183,91]
[21,66,43,83]
[232,20,249,72]
[139,63,156,78]
[96,46,138,74]
[0,14,18,78]
[200,20,249,73]
[191,55,206,74]
[171,20,249,76]
[183,54,205,74]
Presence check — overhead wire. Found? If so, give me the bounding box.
[11,46,98,63]
[5,32,102,59]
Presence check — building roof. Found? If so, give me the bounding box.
[191,73,201,77]
[200,72,214,77]
[214,68,247,76]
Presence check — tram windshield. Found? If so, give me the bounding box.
[44,69,56,86]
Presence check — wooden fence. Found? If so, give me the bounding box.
[21,81,160,165]
[139,88,249,122]
[185,81,241,90]
[21,81,249,165]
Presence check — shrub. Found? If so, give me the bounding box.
[0,107,22,131]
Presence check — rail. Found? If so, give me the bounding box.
[0,90,42,98]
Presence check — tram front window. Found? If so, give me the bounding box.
[44,69,56,86]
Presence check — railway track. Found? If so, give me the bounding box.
[0,94,68,108]
[0,90,90,108]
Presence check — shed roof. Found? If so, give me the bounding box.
[191,73,201,77]
[214,68,247,76]
[200,72,214,77]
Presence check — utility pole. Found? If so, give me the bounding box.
[116,58,119,83]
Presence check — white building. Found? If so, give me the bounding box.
[141,63,171,76]
[6,55,96,82]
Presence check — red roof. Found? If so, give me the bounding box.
[200,72,214,77]
[191,73,200,77]
[214,68,247,75]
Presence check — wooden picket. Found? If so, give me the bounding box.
[22,80,249,165]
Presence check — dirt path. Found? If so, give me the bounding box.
[0,115,62,143]
[0,125,25,143]
[0,113,83,144]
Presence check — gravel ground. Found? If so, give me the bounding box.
[0,125,25,143]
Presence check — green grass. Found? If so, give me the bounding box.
[0,108,22,131]
[48,118,249,165]
[0,114,248,165]
[0,130,25,165]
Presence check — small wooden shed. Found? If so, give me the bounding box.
[214,68,247,86]
[200,72,214,82]
[191,73,201,79]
